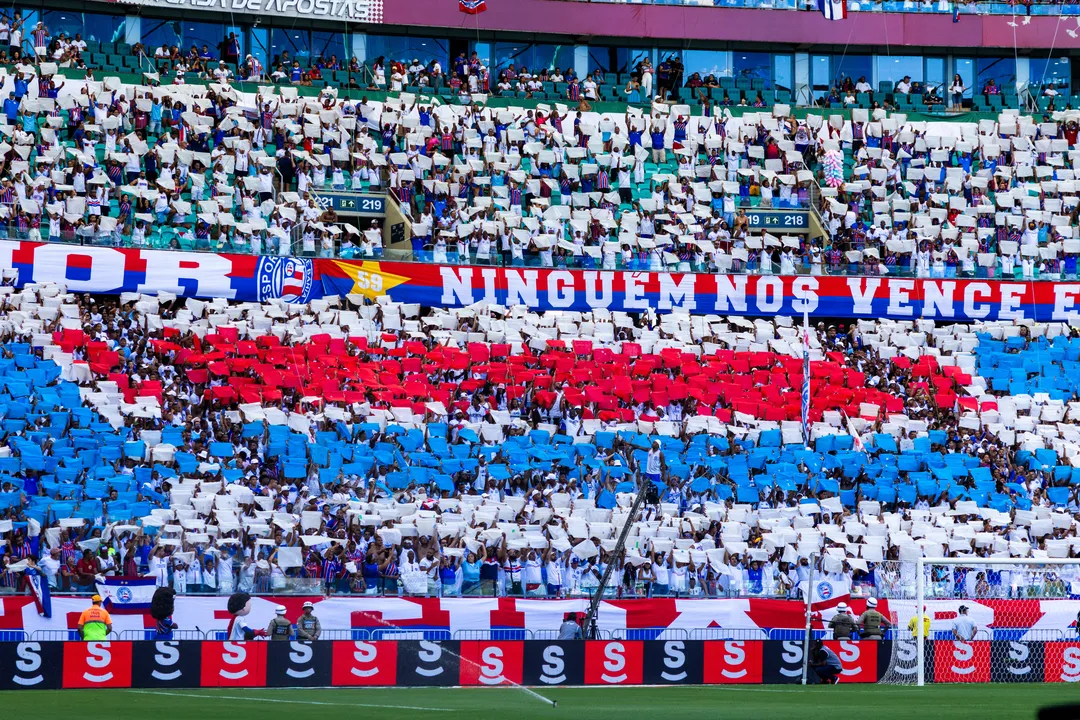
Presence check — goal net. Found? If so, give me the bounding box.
[876,558,1080,686]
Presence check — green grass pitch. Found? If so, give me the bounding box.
[2,685,1078,719]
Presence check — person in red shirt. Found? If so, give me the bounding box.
[1064,120,1079,148]
[75,549,98,591]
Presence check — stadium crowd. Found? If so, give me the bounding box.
[0,57,1071,276]
[0,285,1079,600]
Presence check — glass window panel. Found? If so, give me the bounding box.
[83,12,126,45]
[143,20,226,60]
[587,47,614,75]
[833,54,872,90]
[311,30,348,67]
[1031,57,1071,95]
[183,22,223,59]
[955,58,974,98]
[143,20,183,54]
[590,48,650,80]
[924,57,945,96]
[472,42,492,69]
[733,51,772,88]
[42,10,125,45]
[683,50,730,80]
[494,42,574,75]
[250,27,269,69]
[619,48,650,76]
[810,55,831,93]
[976,57,1015,94]
[876,55,924,86]
[366,36,449,72]
[270,28,311,65]
[773,54,792,94]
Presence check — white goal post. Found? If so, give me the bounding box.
[915,557,1080,686]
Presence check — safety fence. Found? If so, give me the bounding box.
[9,626,1071,643]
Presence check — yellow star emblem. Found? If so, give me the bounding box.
[333,260,410,299]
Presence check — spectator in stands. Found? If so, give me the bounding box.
[219,31,240,67]
[7,11,23,58]
[949,73,966,110]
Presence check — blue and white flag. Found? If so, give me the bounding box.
[95,576,157,614]
[24,567,51,619]
[818,0,847,21]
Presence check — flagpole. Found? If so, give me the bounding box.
[801,310,810,450]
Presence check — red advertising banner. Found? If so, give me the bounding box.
[584,641,644,685]
[15,639,1080,690]
[61,641,134,689]
[826,640,878,683]
[702,640,764,684]
[330,640,398,686]
[459,641,525,686]
[1043,642,1080,683]
[199,641,268,688]
[933,640,992,683]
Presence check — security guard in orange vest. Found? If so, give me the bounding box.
[78,595,113,641]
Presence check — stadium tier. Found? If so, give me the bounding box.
[3,1,1080,707]
[2,284,1080,603]
[0,55,1075,277]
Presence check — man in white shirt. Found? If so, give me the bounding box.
[212,61,231,83]
[40,548,61,588]
[952,605,976,640]
[855,77,872,93]
[895,76,912,95]
[582,77,598,100]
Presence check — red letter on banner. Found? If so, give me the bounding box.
[702,640,763,684]
[62,641,133,688]
[584,641,643,685]
[331,640,398,686]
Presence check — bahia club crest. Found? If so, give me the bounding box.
[256,256,315,303]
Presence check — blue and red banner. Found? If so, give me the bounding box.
[6,240,1080,323]
[94,577,158,614]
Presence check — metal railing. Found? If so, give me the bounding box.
[118,629,207,641]
[688,628,770,641]
[12,625,1076,642]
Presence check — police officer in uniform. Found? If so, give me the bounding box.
[858,597,891,640]
[267,604,292,640]
[828,602,859,640]
[296,601,321,641]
